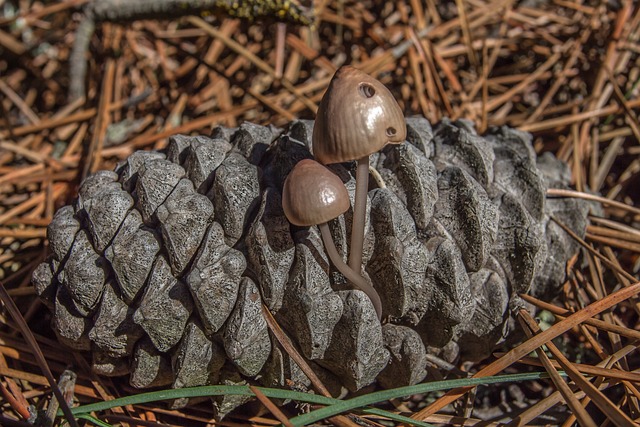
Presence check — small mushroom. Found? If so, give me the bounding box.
[282,159,383,319]
[313,66,406,275]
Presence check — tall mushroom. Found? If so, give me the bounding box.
[313,66,406,275]
[282,159,383,319]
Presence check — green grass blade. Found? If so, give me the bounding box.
[287,371,556,426]
[76,414,114,427]
[65,371,558,427]
[67,385,335,415]
[360,408,436,427]
[65,384,436,426]
[66,386,433,427]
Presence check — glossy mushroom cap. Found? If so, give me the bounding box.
[282,159,350,226]
[312,66,407,164]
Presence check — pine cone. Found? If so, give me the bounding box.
[33,118,588,414]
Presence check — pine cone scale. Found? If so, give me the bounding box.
[34,118,589,412]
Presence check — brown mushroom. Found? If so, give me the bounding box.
[312,65,406,276]
[282,159,383,319]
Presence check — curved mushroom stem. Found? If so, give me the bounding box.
[319,222,382,320]
[349,156,369,275]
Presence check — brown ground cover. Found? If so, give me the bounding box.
[0,0,639,425]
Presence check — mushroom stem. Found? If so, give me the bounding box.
[349,156,369,275]
[319,222,382,320]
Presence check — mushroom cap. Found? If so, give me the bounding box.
[312,66,407,165]
[282,159,350,226]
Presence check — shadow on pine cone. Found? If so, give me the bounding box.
[33,117,589,417]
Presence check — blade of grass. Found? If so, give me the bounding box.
[77,414,114,427]
[287,372,555,427]
[65,384,431,426]
[64,373,553,427]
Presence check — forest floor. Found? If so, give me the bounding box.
[0,0,639,425]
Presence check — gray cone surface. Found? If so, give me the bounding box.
[35,117,588,416]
